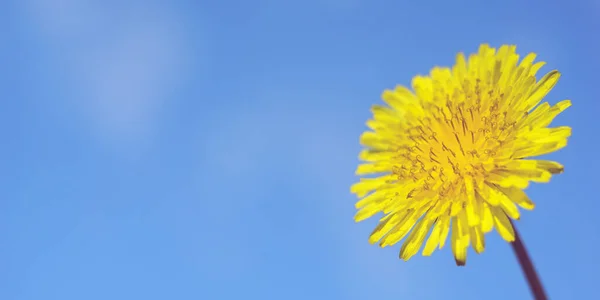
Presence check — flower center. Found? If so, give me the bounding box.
[392,80,523,203]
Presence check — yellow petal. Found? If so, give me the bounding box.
[358,149,396,162]
[400,216,436,261]
[522,126,571,143]
[458,211,470,247]
[487,171,530,189]
[524,70,561,111]
[355,190,386,209]
[470,225,485,254]
[497,168,551,184]
[503,159,563,176]
[450,200,464,216]
[489,162,553,189]
[359,131,388,150]
[529,61,546,76]
[485,183,521,219]
[465,177,480,226]
[412,76,434,103]
[499,195,520,220]
[496,186,535,210]
[490,206,515,242]
[517,141,569,158]
[467,49,480,71]
[481,182,502,205]
[451,215,468,266]
[491,59,502,85]
[520,126,572,143]
[481,203,494,233]
[422,216,445,256]
[354,201,387,222]
[430,67,453,83]
[518,53,537,70]
[368,212,402,244]
[478,43,494,57]
[431,198,452,217]
[356,163,392,175]
[477,183,496,205]
[497,47,520,87]
[371,105,401,124]
[382,86,418,112]
[379,209,422,247]
[381,193,414,214]
[536,160,564,174]
[521,102,550,129]
[453,53,468,82]
[525,99,571,129]
[514,126,571,158]
[438,214,451,249]
[351,176,394,198]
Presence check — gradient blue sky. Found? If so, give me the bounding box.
[2,0,600,299]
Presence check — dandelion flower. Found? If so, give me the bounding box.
[351,44,571,266]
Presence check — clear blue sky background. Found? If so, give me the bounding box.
[2,0,599,299]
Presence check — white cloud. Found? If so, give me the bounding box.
[23,0,194,145]
[72,18,187,143]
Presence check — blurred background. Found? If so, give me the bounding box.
[2,0,599,299]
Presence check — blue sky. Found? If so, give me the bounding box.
[2,0,599,299]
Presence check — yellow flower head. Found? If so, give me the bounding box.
[351,44,571,266]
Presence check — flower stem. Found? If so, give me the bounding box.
[510,221,548,300]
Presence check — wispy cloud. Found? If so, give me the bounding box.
[24,0,193,145]
[72,18,187,143]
